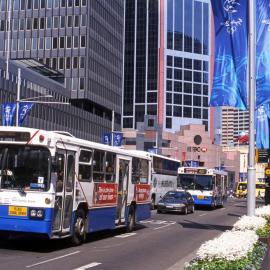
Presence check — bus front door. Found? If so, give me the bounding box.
[116,158,130,225]
[52,150,75,235]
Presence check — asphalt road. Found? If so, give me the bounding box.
[0,198,264,270]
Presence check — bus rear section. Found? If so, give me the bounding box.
[235,182,265,198]
[177,167,228,208]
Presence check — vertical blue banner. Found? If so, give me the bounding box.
[102,133,111,145]
[256,0,270,107]
[18,102,34,126]
[113,132,123,146]
[210,0,248,110]
[1,103,16,126]
[256,104,270,149]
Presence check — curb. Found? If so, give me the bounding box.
[166,252,196,270]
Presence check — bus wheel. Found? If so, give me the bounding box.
[127,207,136,232]
[0,232,9,241]
[71,209,86,246]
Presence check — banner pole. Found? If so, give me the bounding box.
[15,68,21,127]
[247,0,256,216]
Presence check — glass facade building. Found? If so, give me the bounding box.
[123,0,211,132]
[0,0,124,140]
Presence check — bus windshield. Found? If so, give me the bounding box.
[0,145,51,191]
[178,174,213,190]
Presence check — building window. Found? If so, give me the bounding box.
[60,16,65,28]
[40,0,45,8]
[74,15,79,27]
[166,118,172,129]
[66,57,71,69]
[59,36,65,48]
[81,14,86,26]
[19,19,25,30]
[68,0,72,7]
[73,36,79,48]
[59,58,64,69]
[40,17,45,29]
[79,78,84,90]
[45,37,51,49]
[39,37,44,49]
[67,16,72,27]
[53,37,58,49]
[53,16,59,28]
[66,36,71,48]
[80,57,85,68]
[47,0,52,8]
[73,57,78,68]
[47,17,52,28]
[80,36,86,47]
[32,38,37,50]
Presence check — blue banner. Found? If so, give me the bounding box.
[1,103,16,126]
[102,133,111,145]
[256,104,270,149]
[210,0,248,110]
[256,0,270,107]
[18,102,34,126]
[113,132,123,147]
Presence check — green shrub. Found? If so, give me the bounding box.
[184,242,267,270]
[256,223,270,238]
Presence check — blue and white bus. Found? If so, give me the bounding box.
[0,126,151,245]
[177,167,228,208]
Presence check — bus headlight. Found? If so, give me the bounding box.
[29,208,44,219]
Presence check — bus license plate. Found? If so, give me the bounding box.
[197,195,204,200]
[8,206,27,217]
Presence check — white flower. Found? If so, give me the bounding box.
[255,205,270,218]
[196,230,258,261]
[233,215,266,231]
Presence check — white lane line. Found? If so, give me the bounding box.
[26,251,80,268]
[220,207,226,210]
[73,262,102,270]
[199,213,207,217]
[154,222,176,230]
[114,232,136,238]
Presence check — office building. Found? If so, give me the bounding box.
[0,0,124,141]
[123,0,211,133]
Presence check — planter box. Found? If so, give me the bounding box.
[261,245,270,270]
[260,236,270,270]
[259,236,270,245]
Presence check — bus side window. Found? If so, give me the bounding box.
[78,150,92,182]
[105,152,116,183]
[140,159,149,184]
[93,150,105,182]
[132,158,140,184]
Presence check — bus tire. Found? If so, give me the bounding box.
[0,232,9,241]
[71,209,87,246]
[127,206,136,232]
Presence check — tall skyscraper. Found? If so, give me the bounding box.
[0,0,124,141]
[123,0,211,133]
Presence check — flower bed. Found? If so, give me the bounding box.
[184,204,270,270]
[233,215,266,231]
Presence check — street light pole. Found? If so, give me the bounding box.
[15,68,21,127]
[6,0,11,80]
[247,0,256,216]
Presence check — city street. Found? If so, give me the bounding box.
[0,198,263,270]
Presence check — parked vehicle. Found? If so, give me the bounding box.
[235,181,265,198]
[157,190,195,215]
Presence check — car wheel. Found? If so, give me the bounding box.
[183,206,188,215]
[157,209,162,214]
[70,209,87,246]
[190,205,195,213]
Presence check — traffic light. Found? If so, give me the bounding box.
[265,167,270,205]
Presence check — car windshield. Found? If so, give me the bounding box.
[178,174,213,190]
[164,191,186,200]
[0,145,51,191]
[238,183,247,191]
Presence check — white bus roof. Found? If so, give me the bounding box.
[0,126,151,160]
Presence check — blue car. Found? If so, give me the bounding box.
[157,190,195,215]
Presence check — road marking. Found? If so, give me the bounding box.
[73,262,102,270]
[26,251,80,268]
[220,207,226,210]
[199,213,207,217]
[154,222,176,230]
[114,232,136,238]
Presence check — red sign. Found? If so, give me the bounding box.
[134,184,151,202]
[93,183,117,205]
